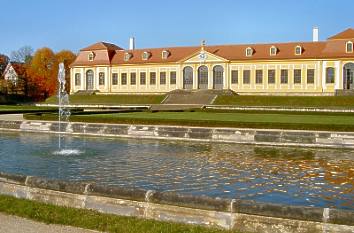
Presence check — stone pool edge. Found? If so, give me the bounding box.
[0,172,353,233]
[1,120,354,149]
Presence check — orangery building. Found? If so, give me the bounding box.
[70,28,354,95]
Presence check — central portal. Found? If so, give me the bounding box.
[86,70,94,90]
[198,65,208,89]
[344,63,354,90]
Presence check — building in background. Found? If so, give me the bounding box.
[70,28,354,96]
[1,62,27,94]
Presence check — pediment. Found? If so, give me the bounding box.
[180,50,228,63]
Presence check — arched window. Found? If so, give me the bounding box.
[198,65,208,89]
[245,47,253,57]
[162,50,170,59]
[124,52,132,61]
[142,51,151,60]
[88,52,94,61]
[326,67,335,84]
[346,41,353,53]
[86,70,94,90]
[295,46,302,55]
[270,46,277,56]
[213,65,224,89]
[183,66,193,89]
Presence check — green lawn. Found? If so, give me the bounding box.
[214,95,354,108]
[0,105,56,113]
[26,111,354,131]
[0,194,236,233]
[45,94,165,105]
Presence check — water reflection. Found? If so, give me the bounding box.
[0,131,353,210]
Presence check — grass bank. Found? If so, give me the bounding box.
[0,105,57,114]
[45,94,165,105]
[0,194,235,233]
[214,95,354,108]
[25,111,354,132]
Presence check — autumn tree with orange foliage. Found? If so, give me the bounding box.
[27,48,76,99]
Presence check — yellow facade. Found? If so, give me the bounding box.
[71,58,354,95]
[70,30,354,95]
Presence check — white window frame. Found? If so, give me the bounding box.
[142,51,151,60]
[162,50,170,59]
[295,45,302,55]
[124,52,132,61]
[270,46,277,56]
[346,41,353,53]
[88,52,94,61]
[245,47,253,57]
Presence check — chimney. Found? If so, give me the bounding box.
[129,37,135,50]
[312,27,319,42]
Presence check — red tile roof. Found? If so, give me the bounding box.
[80,42,124,51]
[328,28,354,40]
[71,29,354,67]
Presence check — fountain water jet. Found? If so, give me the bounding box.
[55,62,81,155]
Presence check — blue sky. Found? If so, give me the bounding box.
[1,0,353,56]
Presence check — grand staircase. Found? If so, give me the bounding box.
[150,89,236,111]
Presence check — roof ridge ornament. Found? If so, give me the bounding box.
[201,40,206,51]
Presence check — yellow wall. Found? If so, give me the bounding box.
[70,57,354,95]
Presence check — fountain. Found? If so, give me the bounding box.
[55,62,81,155]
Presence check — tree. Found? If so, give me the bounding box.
[55,50,76,93]
[10,46,33,64]
[0,54,9,77]
[28,47,57,99]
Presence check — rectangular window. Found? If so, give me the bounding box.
[160,72,166,85]
[268,70,275,84]
[75,73,81,86]
[326,67,335,83]
[307,69,315,84]
[256,70,263,84]
[99,72,105,85]
[121,73,127,85]
[130,72,136,85]
[140,72,146,85]
[112,73,118,85]
[170,71,176,84]
[243,70,250,84]
[294,69,302,84]
[281,69,288,84]
[150,72,156,85]
[231,70,238,84]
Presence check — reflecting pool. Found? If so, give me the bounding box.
[0,131,353,210]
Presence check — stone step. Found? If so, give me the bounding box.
[162,89,234,105]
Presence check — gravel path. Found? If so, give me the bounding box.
[0,212,102,233]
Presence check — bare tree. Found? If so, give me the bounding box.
[10,46,34,63]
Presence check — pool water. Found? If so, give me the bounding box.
[0,131,353,210]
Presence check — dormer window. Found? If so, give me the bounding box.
[295,46,302,55]
[162,50,170,59]
[346,41,353,53]
[270,46,277,56]
[88,52,94,61]
[245,47,254,57]
[124,52,132,61]
[142,51,151,60]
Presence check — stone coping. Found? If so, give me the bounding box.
[0,172,353,226]
[1,120,354,149]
